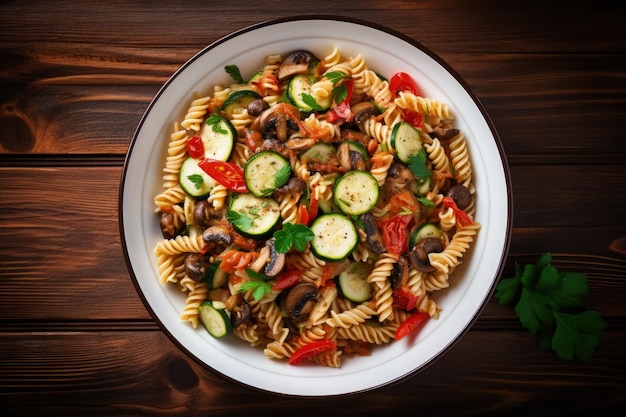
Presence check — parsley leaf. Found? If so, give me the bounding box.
[274,164,292,188]
[324,70,349,86]
[495,253,607,361]
[407,149,431,180]
[245,268,271,281]
[205,113,228,135]
[225,65,244,84]
[274,222,315,253]
[226,210,254,231]
[187,174,204,190]
[239,280,272,301]
[301,93,325,112]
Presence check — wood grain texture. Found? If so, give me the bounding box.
[1,0,625,415]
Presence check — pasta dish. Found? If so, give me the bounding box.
[152,47,480,367]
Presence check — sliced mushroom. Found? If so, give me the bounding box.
[337,142,352,171]
[390,256,410,288]
[408,237,444,273]
[284,282,319,320]
[257,103,301,142]
[360,213,386,254]
[184,253,209,282]
[277,50,317,81]
[194,199,222,228]
[263,238,286,277]
[430,127,460,141]
[230,299,252,328]
[248,244,271,273]
[351,101,380,131]
[159,211,182,239]
[273,177,306,200]
[246,98,269,116]
[202,224,232,246]
[446,184,472,210]
[284,137,317,152]
[350,150,367,171]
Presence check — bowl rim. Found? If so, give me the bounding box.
[119,15,513,397]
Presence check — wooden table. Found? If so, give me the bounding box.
[1,1,625,415]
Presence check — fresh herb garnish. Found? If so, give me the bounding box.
[226,210,254,231]
[274,164,292,188]
[301,93,325,112]
[495,253,607,361]
[225,65,245,84]
[239,279,272,301]
[187,174,204,190]
[407,149,431,180]
[324,70,349,86]
[418,197,435,208]
[273,222,315,253]
[245,268,271,281]
[205,113,228,135]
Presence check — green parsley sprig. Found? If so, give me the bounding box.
[273,222,315,254]
[495,253,607,362]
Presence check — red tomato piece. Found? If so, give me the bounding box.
[442,196,474,227]
[288,339,336,365]
[393,286,418,311]
[388,191,420,216]
[186,136,204,159]
[273,270,302,291]
[389,72,420,97]
[395,312,429,341]
[380,214,412,255]
[403,109,424,129]
[307,195,319,225]
[296,204,309,225]
[198,158,248,193]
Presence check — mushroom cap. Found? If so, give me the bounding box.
[202,224,232,245]
[446,184,472,210]
[263,238,286,277]
[408,237,444,273]
[284,282,319,320]
[257,103,301,142]
[277,50,317,81]
[351,101,380,130]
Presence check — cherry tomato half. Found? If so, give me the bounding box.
[380,214,412,255]
[186,136,204,159]
[198,158,248,193]
[389,72,420,97]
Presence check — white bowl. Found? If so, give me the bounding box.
[119,16,512,397]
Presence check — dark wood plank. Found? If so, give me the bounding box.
[1,330,624,416]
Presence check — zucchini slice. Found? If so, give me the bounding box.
[408,223,442,249]
[179,157,216,197]
[204,260,229,289]
[287,74,332,112]
[221,89,262,119]
[300,142,336,164]
[338,261,374,303]
[310,213,358,261]
[244,151,292,197]
[390,121,423,163]
[199,301,232,338]
[333,171,379,216]
[227,193,281,238]
[200,114,236,161]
